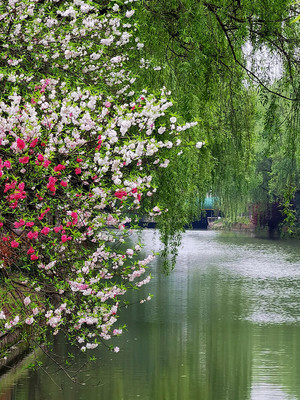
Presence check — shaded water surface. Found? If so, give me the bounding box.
[1,230,300,400]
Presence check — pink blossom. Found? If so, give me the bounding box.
[38,208,50,220]
[54,164,66,172]
[11,240,19,248]
[14,219,25,228]
[43,160,51,167]
[71,212,78,219]
[78,284,89,290]
[26,222,34,227]
[75,168,81,175]
[47,176,57,194]
[31,254,39,260]
[25,317,34,325]
[4,181,16,193]
[126,248,134,257]
[115,190,127,200]
[41,227,50,235]
[60,180,68,187]
[27,231,38,240]
[19,156,29,164]
[104,102,111,108]
[111,305,118,315]
[37,154,44,162]
[54,225,63,233]
[23,297,31,306]
[16,138,25,150]
[61,234,68,243]
[30,138,38,147]
[3,160,11,168]
[27,247,35,255]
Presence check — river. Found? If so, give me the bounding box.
[1,230,300,400]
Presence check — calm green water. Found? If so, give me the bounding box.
[1,230,300,400]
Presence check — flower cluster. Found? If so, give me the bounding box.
[0,0,203,355]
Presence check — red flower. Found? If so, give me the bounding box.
[47,176,57,194]
[43,160,51,168]
[19,156,29,164]
[54,164,66,172]
[40,227,50,235]
[114,190,127,200]
[54,225,63,233]
[30,138,38,148]
[75,168,81,175]
[16,138,25,150]
[14,219,25,228]
[27,231,38,240]
[3,160,11,168]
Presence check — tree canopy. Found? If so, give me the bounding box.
[133,0,300,229]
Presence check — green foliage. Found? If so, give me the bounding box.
[133,0,300,231]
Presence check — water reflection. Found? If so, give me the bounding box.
[1,230,300,400]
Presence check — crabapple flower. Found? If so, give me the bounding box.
[41,227,50,235]
[24,297,31,306]
[126,248,134,257]
[16,138,25,150]
[19,156,29,164]
[126,10,135,18]
[195,141,205,148]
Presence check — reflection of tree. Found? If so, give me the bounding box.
[203,270,253,400]
[251,325,300,400]
[2,231,300,399]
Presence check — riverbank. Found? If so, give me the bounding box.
[208,217,256,232]
[0,278,42,374]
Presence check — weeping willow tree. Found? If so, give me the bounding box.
[131,0,300,235]
[251,92,300,235]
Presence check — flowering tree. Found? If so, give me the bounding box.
[0,0,201,357]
